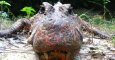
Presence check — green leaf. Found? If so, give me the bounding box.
[0,1,11,6]
[20,6,36,17]
[21,7,35,12]
[21,7,36,14]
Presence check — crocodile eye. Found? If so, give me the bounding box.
[39,2,54,14]
[68,7,73,14]
[39,5,45,14]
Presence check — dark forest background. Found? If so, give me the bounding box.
[3,0,115,17]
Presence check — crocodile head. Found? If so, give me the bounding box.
[29,2,83,60]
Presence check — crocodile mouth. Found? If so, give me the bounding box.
[36,50,73,60]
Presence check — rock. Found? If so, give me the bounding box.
[0,41,6,52]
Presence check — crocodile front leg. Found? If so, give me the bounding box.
[0,18,31,37]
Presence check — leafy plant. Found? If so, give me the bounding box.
[0,11,9,18]
[90,15,105,25]
[20,6,36,18]
[80,14,90,22]
[112,36,115,46]
[88,0,111,19]
[0,1,13,18]
[0,1,11,11]
[103,0,111,19]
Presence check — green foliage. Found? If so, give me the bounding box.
[80,14,91,22]
[78,9,115,35]
[20,6,36,18]
[90,15,105,25]
[1,0,114,18]
[112,36,115,45]
[111,18,115,22]
[0,17,13,28]
[80,13,105,25]
[103,0,110,5]
[0,1,11,6]
[0,1,13,18]
[0,1,11,11]
[0,11,9,18]
[88,0,110,5]
[88,0,111,19]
